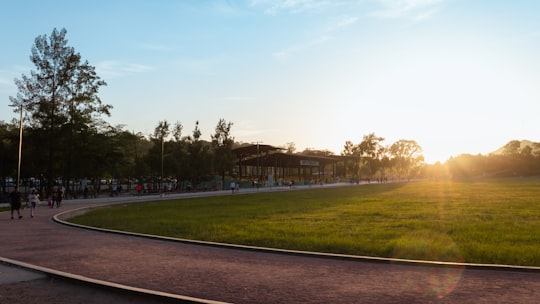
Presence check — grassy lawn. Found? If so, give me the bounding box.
[69,177,540,266]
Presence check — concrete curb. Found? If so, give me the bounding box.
[0,257,230,304]
[54,204,540,274]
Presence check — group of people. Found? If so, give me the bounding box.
[48,187,64,208]
[230,181,240,193]
[7,186,63,220]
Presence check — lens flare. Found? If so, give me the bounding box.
[392,230,465,299]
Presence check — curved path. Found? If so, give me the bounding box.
[1,190,539,304]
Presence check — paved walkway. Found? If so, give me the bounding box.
[1,186,540,303]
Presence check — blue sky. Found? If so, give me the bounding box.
[1,0,539,163]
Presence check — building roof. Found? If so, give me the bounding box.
[232,144,283,157]
[238,151,338,167]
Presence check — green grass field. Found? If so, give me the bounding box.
[69,177,540,266]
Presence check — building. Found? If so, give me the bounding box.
[232,144,342,186]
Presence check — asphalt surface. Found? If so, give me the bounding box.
[1,186,539,303]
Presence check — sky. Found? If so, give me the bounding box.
[1,0,539,164]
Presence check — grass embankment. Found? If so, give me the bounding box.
[69,178,540,266]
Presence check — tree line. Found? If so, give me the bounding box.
[425,140,540,179]
[0,115,238,197]
[336,137,540,181]
[339,133,424,181]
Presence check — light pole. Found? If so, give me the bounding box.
[17,104,23,189]
[161,135,164,197]
[9,104,23,189]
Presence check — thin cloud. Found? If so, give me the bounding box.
[234,120,277,138]
[249,0,336,14]
[372,0,447,20]
[174,57,221,76]
[273,14,357,62]
[272,35,334,62]
[96,61,155,79]
[329,15,360,31]
[0,66,30,88]
[222,96,256,102]
[272,46,299,62]
[138,43,173,52]
[209,1,247,16]
[328,13,360,28]
[0,76,11,86]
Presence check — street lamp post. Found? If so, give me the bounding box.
[9,103,23,189]
[161,135,164,198]
[17,104,23,189]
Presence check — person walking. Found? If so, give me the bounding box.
[28,189,40,218]
[56,188,64,208]
[8,187,23,220]
[50,189,57,208]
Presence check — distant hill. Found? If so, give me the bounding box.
[491,140,540,155]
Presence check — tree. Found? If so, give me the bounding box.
[533,142,540,157]
[153,121,170,191]
[129,131,148,181]
[211,119,235,190]
[378,145,391,180]
[9,28,110,194]
[341,140,358,179]
[284,142,296,154]
[389,139,424,179]
[185,121,211,189]
[301,148,334,156]
[172,121,183,142]
[502,140,522,156]
[0,121,19,190]
[446,154,485,178]
[167,121,188,184]
[357,133,385,178]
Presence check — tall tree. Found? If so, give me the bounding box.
[9,28,110,193]
[357,133,385,178]
[168,121,187,183]
[284,142,296,154]
[211,119,235,190]
[389,139,424,179]
[172,121,183,142]
[153,120,170,191]
[342,140,358,179]
[186,121,211,189]
[0,121,19,190]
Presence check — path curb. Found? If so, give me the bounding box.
[0,257,230,304]
[54,204,540,274]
